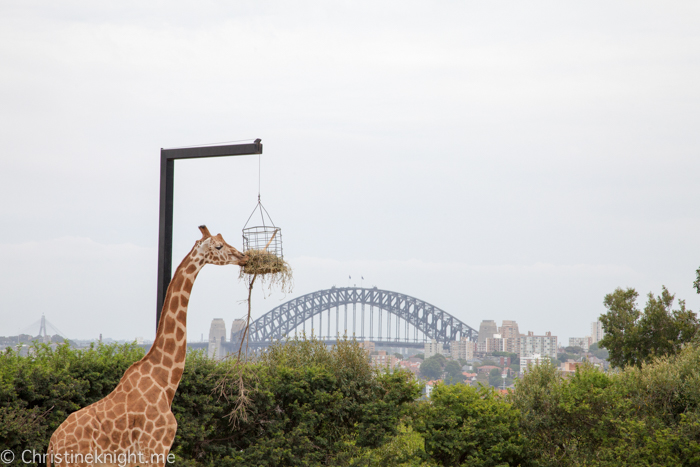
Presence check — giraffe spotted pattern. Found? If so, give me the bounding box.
[47,226,247,467]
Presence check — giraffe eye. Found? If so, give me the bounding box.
[215,245,223,250]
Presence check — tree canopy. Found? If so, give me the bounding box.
[419,356,443,380]
[5,337,700,465]
[599,286,698,368]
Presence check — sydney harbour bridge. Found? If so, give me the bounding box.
[223,286,478,351]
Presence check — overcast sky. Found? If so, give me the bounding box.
[1,1,699,345]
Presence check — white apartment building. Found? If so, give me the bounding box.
[520,353,551,374]
[520,331,557,359]
[424,339,443,359]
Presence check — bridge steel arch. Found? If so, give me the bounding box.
[243,287,478,345]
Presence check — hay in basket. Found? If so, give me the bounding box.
[239,227,293,293]
[239,248,293,292]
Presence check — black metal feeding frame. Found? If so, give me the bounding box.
[156,139,263,330]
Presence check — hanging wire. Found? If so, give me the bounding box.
[242,149,282,257]
[243,197,277,229]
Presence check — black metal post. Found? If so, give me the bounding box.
[156,140,263,330]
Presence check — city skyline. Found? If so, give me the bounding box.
[3,311,602,355]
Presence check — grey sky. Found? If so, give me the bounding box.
[1,1,699,344]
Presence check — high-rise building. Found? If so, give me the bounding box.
[208,318,227,359]
[424,339,443,359]
[520,331,557,359]
[485,334,505,353]
[450,338,476,360]
[591,321,604,344]
[499,320,520,339]
[478,320,498,344]
[498,320,521,354]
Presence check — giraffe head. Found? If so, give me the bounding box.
[195,225,247,266]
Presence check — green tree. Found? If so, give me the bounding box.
[444,361,465,385]
[510,360,628,466]
[488,368,503,388]
[599,287,640,368]
[599,286,698,368]
[0,338,424,467]
[417,384,525,466]
[510,344,700,466]
[420,358,443,380]
[429,353,447,366]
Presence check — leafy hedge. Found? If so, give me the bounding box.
[3,339,700,466]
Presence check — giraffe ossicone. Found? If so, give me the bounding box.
[47,225,247,467]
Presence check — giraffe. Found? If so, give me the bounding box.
[47,225,247,467]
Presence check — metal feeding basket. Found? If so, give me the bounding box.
[242,225,283,257]
[242,196,283,258]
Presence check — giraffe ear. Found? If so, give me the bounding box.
[198,225,212,238]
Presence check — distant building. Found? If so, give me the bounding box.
[360,340,375,353]
[498,320,521,354]
[425,380,443,397]
[520,331,557,359]
[560,361,584,376]
[478,320,498,344]
[499,320,519,338]
[520,353,551,374]
[476,333,510,354]
[568,337,591,351]
[450,337,476,360]
[208,319,227,359]
[399,359,421,375]
[486,334,505,353]
[371,350,399,369]
[424,339,443,359]
[477,365,501,374]
[587,356,609,371]
[591,321,604,344]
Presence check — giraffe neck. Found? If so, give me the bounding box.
[144,247,204,398]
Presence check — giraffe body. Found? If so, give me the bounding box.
[48,226,246,467]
